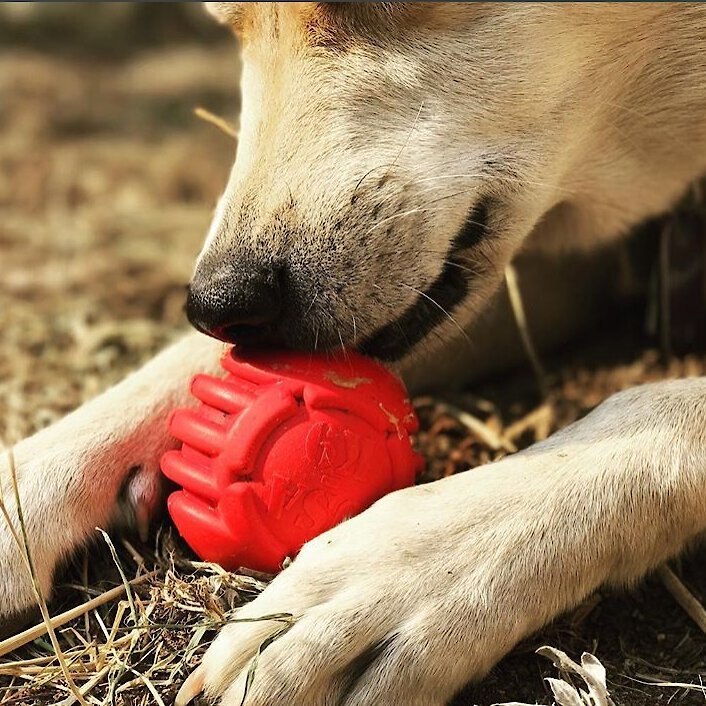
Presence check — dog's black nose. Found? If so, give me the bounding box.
[186,264,282,346]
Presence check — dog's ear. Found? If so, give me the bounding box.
[204,2,242,26]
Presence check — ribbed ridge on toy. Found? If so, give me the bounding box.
[160,348,423,573]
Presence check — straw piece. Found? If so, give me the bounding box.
[193,106,238,139]
[0,571,158,658]
[658,564,706,634]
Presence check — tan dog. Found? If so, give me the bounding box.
[2,3,706,705]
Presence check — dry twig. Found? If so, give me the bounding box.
[505,263,548,395]
[194,106,238,139]
[657,563,706,635]
[0,572,157,659]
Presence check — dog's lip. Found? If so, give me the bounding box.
[359,200,492,361]
[216,322,279,346]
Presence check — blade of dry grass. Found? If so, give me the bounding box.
[505,263,548,395]
[414,398,517,453]
[194,106,238,139]
[5,448,90,706]
[0,572,158,658]
[503,403,555,444]
[95,528,138,626]
[0,453,30,566]
[56,663,112,706]
[657,563,706,634]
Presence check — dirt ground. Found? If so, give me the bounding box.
[2,6,706,705]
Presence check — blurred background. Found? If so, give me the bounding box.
[0,2,239,443]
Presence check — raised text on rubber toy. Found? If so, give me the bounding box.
[160,349,424,573]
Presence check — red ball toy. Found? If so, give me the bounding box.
[160,348,423,573]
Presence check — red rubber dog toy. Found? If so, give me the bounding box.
[160,349,423,573]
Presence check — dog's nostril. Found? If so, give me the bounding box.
[217,322,271,345]
[186,265,283,347]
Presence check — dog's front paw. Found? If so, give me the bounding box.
[0,334,224,623]
[179,460,589,706]
[0,429,166,621]
[0,444,65,621]
[181,487,464,706]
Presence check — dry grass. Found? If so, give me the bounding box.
[2,16,706,706]
[0,554,268,705]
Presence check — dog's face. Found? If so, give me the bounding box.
[188,2,701,362]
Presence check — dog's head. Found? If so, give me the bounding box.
[188,2,691,363]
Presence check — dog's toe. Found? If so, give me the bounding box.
[181,490,458,706]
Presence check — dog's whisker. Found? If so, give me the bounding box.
[411,169,634,212]
[351,101,424,202]
[365,207,430,234]
[395,319,414,353]
[401,172,487,194]
[351,313,358,347]
[351,163,399,202]
[362,192,486,240]
[337,327,350,362]
[398,282,473,348]
[390,101,425,169]
[304,291,319,318]
[442,259,485,277]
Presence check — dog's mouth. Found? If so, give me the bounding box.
[189,200,492,361]
[359,200,491,362]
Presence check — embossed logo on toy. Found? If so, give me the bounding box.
[269,421,362,530]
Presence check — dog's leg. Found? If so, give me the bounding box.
[0,332,224,621]
[183,377,706,706]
